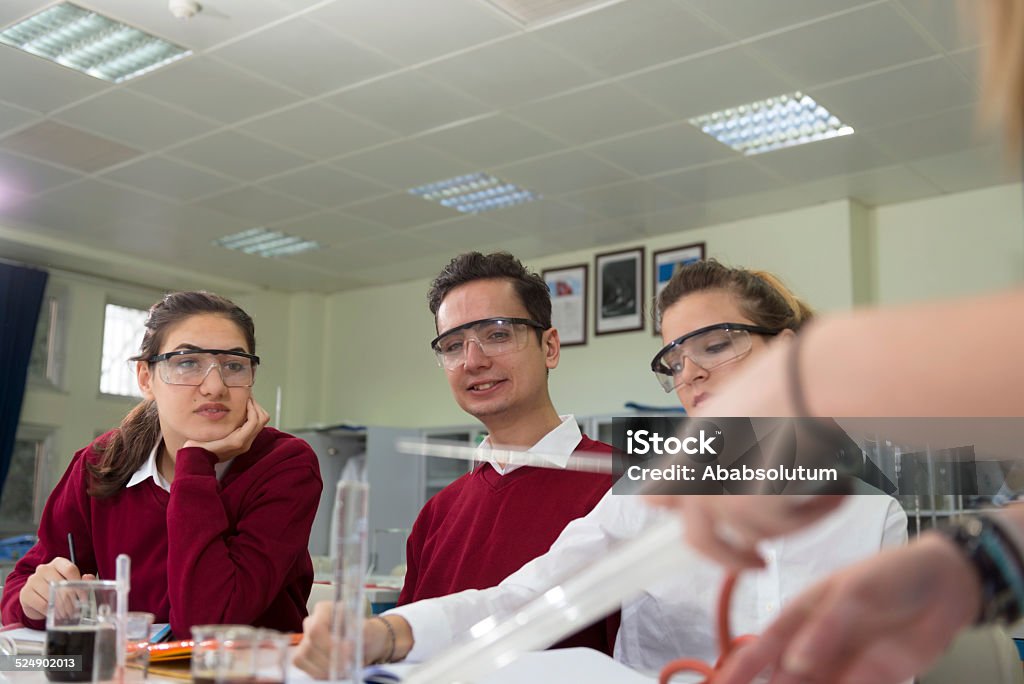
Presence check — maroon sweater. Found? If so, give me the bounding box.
[398,435,616,652]
[1,428,322,638]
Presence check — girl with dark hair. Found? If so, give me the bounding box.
[1,291,322,637]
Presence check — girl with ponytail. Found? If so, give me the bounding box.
[1,291,322,638]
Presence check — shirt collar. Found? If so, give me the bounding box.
[125,435,234,492]
[478,415,582,474]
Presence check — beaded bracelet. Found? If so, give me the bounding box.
[936,515,1024,625]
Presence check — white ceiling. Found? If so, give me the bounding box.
[0,0,1018,293]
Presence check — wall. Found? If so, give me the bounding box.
[871,183,1024,304]
[324,200,860,428]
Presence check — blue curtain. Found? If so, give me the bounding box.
[0,263,48,495]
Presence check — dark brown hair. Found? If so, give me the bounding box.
[427,252,551,338]
[656,259,813,333]
[87,291,255,498]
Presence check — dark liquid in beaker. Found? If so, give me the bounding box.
[45,625,116,682]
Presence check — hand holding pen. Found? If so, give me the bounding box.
[16,533,95,622]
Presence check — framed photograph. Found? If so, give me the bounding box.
[652,242,706,334]
[595,247,644,335]
[542,263,588,347]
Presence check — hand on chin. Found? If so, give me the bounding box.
[183,398,271,462]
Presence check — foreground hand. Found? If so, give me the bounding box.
[294,602,410,679]
[20,558,95,621]
[183,398,269,462]
[716,534,981,684]
[644,495,846,570]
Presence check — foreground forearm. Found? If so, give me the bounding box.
[803,289,1024,417]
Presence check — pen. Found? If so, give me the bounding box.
[67,532,77,568]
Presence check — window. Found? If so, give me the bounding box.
[0,428,51,534]
[99,303,148,398]
[28,288,66,388]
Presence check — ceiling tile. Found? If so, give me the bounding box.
[813,57,976,131]
[948,47,981,86]
[100,156,237,201]
[534,0,730,77]
[561,179,689,219]
[588,123,737,177]
[259,164,390,209]
[496,150,632,196]
[337,141,474,189]
[746,135,895,183]
[271,210,389,246]
[0,1,48,26]
[325,71,491,136]
[747,3,937,87]
[53,90,216,152]
[510,83,673,146]
[0,150,80,197]
[635,204,716,237]
[289,233,448,271]
[543,217,647,251]
[309,0,517,65]
[182,248,349,292]
[420,34,598,108]
[0,47,109,113]
[619,47,795,120]
[684,0,876,39]
[239,102,398,160]
[127,57,296,124]
[909,145,1020,194]
[417,114,563,167]
[212,18,399,97]
[865,106,994,163]
[343,192,460,229]
[408,215,508,250]
[0,120,142,172]
[782,164,940,207]
[650,159,785,203]
[0,100,41,137]
[139,203,252,239]
[167,130,311,182]
[484,198,601,235]
[345,253,453,286]
[81,0,294,51]
[897,0,981,52]
[196,185,317,224]
[3,179,174,237]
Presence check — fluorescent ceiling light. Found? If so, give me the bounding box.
[0,2,190,83]
[409,173,540,214]
[689,92,854,156]
[214,228,321,258]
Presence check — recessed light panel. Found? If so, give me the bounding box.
[689,92,854,156]
[0,2,191,83]
[214,228,321,258]
[409,172,540,214]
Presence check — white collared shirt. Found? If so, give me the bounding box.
[478,415,581,476]
[388,492,908,673]
[125,436,234,493]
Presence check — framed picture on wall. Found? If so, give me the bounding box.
[652,243,706,334]
[595,247,644,335]
[542,263,587,347]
